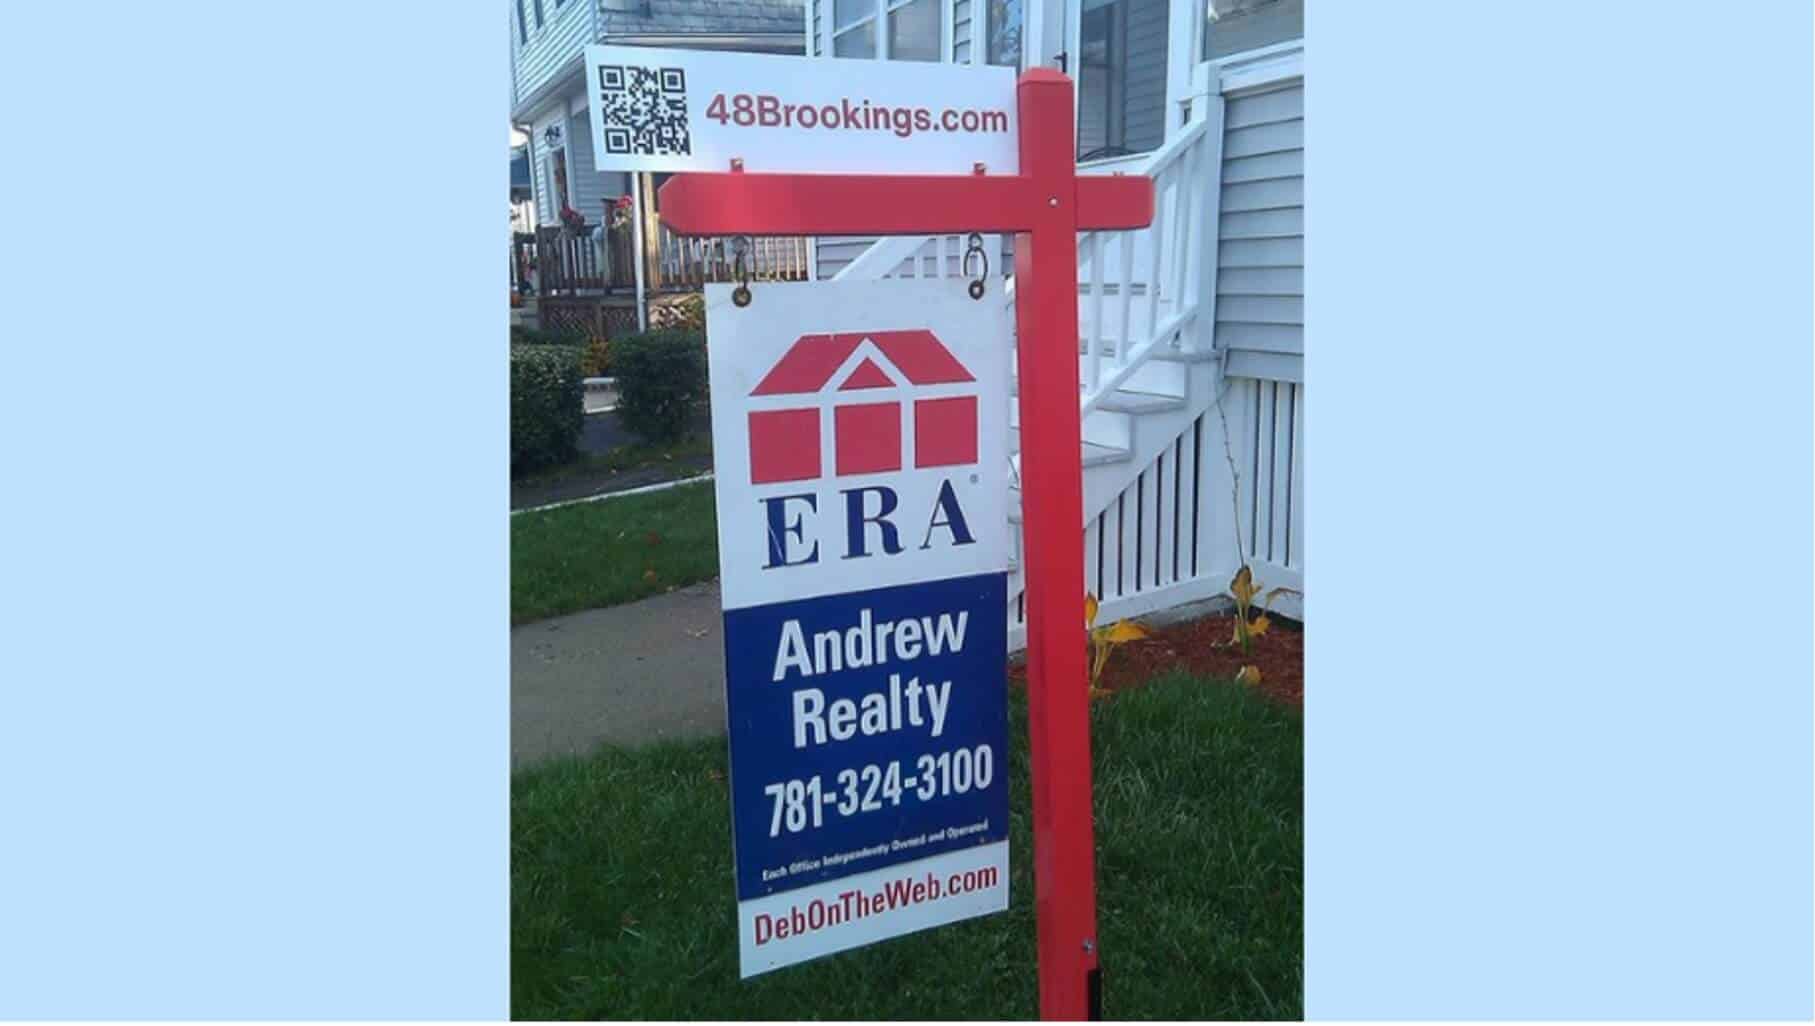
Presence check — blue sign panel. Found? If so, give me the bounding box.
[724,571,1009,899]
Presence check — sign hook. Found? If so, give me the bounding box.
[962,232,989,300]
[732,235,753,307]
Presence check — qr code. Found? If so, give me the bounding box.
[597,64,691,157]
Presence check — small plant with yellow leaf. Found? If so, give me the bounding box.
[1225,564,1300,655]
[1085,592,1149,700]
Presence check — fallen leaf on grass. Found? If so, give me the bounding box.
[642,569,659,584]
[645,532,664,546]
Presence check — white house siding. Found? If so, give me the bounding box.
[527,108,631,228]
[564,111,633,224]
[511,0,593,111]
[1215,80,1302,366]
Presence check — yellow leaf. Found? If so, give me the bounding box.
[1234,665,1263,686]
[1084,592,1100,629]
[1088,686,1113,702]
[1248,614,1271,637]
[1229,565,1262,606]
[1102,620,1149,644]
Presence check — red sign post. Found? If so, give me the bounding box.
[659,69,1153,1020]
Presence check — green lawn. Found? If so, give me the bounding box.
[511,481,718,624]
[512,673,1303,1020]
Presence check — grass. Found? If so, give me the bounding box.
[512,672,1302,1019]
[598,432,712,474]
[511,481,718,624]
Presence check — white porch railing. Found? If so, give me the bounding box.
[832,108,1223,413]
[1076,113,1220,408]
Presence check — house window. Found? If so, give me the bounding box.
[515,0,528,44]
[833,0,945,61]
[986,0,1022,67]
[1076,0,1168,160]
[887,0,942,61]
[1203,0,1302,60]
[833,0,876,56]
[532,0,545,28]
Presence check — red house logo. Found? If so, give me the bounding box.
[747,330,980,484]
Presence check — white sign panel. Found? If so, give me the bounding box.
[584,45,1018,175]
[705,279,1013,977]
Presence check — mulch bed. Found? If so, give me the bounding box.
[1010,613,1303,708]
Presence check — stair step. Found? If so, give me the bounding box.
[1080,342,1217,364]
[1081,441,1129,467]
[1096,389,1186,414]
[1006,443,1131,524]
[1009,383,1191,410]
[1005,342,1215,365]
[1007,440,1131,472]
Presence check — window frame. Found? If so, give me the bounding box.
[514,0,528,46]
[830,0,946,62]
[531,0,545,29]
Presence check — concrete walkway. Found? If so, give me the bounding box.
[512,580,727,768]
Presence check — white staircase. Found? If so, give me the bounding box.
[834,85,1304,645]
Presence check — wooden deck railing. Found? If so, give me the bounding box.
[527,223,639,295]
[656,227,811,287]
[515,211,810,297]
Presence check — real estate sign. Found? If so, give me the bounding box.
[582,44,1018,175]
[705,279,1012,977]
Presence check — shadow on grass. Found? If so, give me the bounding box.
[511,673,1302,1020]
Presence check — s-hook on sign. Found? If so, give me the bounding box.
[582,44,1017,175]
[705,278,1012,977]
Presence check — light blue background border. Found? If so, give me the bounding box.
[1,2,508,1018]
[0,0,1809,1020]
[1306,2,1812,1018]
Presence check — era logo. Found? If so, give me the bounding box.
[745,330,981,570]
[746,330,979,483]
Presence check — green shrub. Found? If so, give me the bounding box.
[612,329,706,444]
[511,324,585,347]
[511,343,584,473]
